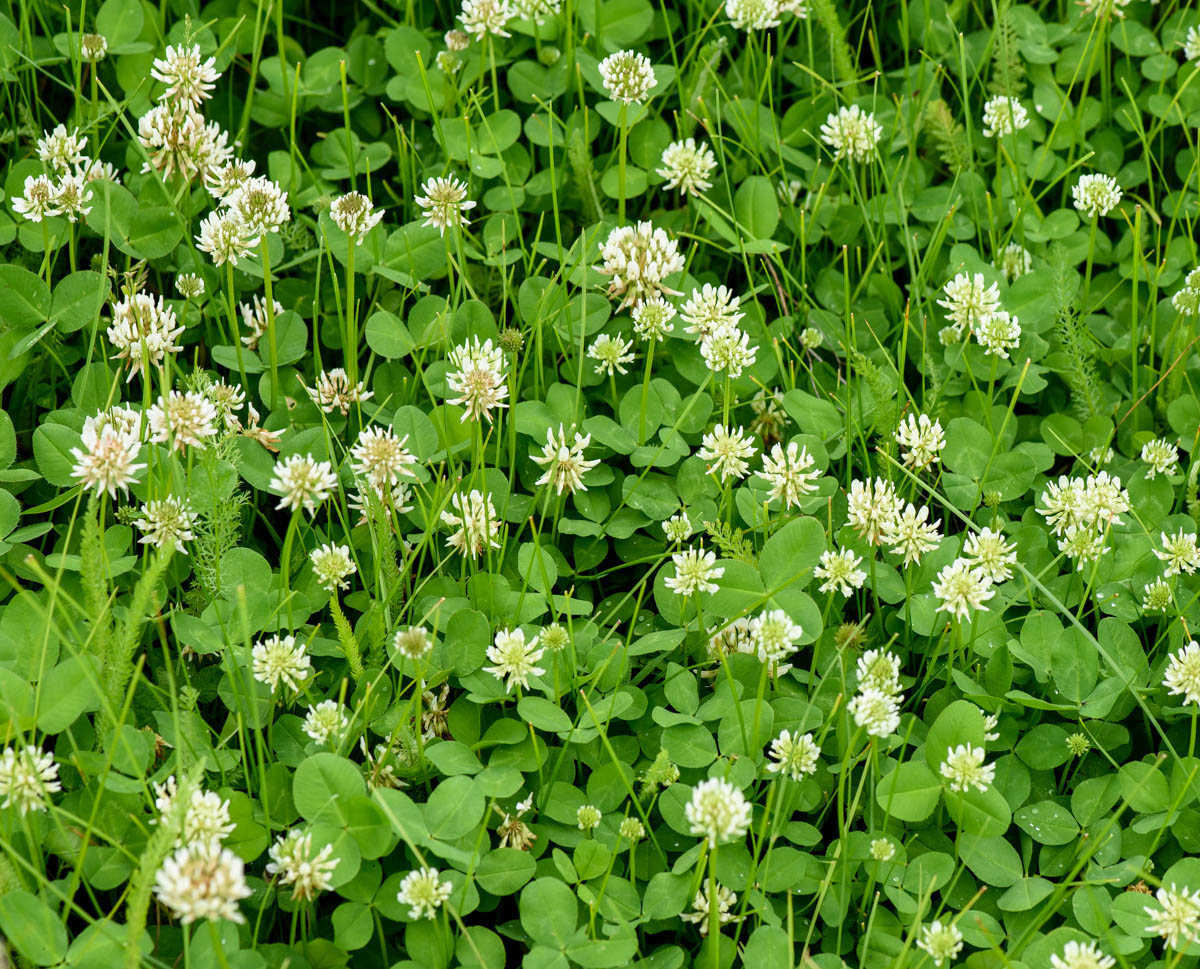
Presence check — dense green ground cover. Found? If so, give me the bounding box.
[2,0,1200,967]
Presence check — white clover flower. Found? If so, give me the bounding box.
[81,32,108,62]
[532,425,599,495]
[811,547,864,595]
[870,838,895,861]
[618,816,645,841]
[351,426,418,488]
[398,866,454,919]
[994,242,1033,281]
[151,43,220,107]
[177,273,206,299]
[707,617,755,664]
[681,284,744,339]
[599,50,656,103]
[750,608,802,668]
[1078,0,1133,19]
[270,454,339,516]
[303,700,348,745]
[393,626,434,661]
[686,778,752,847]
[757,441,819,508]
[1072,174,1122,218]
[1165,641,1200,706]
[37,123,88,172]
[447,337,508,421]
[152,778,236,847]
[933,558,995,620]
[107,293,184,380]
[330,191,384,243]
[766,730,819,780]
[252,634,312,693]
[663,513,693,543]
[846,477,902,546]
[1174,274,1200,316]
[13,174,61,221]
[196,210,257,266]
[484,628,546,692]
[136,104,232,181]
[206,158,257,201]
[511,0,561,23]
[1037,475,1089,536]
[1049,940,1114,969]
[961,527,1016,583]
[306,368,374,416]
[665,545,724,596]
[819,105,882,162]
[937,272,1001,338]
[680,884,739,935]
[236,295,283,351]
[881,503,941,566]
[147,391,218,453]
[576,805,602,830]
[849,688,902,737]
[700,323,756,378]
[53,172,93,221]
[415,175,476,235]
[137,497,197,553]
[1145,883,1200,949]
[266,830,337,901]
[441,489,501,558]
[976,310,1021,358]
[1143,579,1173,613]
[658,138,718,195]
[939,744,995,793]
[917,920,964,967]
[71,424,145,499]
[1156,529,1200,577]
[540,623,569,653]
[895,413,945,471]
[1141,437,1180,479]
[588,333,636,376]
[154,842,251,924]
[1084,471,1130,527]
[310,543,357,592]
[227,176,290,237]
[725,0,782,29]
[596,221,685,309]
[459,0,514,38]
[0,746,61,815]
[699,424,756,482]
[1185,26,1200,62]
[981,96,1029,137]
[632,296,677,342]
[857,649,902,695]
[1058,524,1110,571]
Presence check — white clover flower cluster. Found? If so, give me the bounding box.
[680,883,740,935]
[152,775,236,847]
[685,777,752,847]
[106,293,184,381]
[765,729,820,780]
[939,743,995,793]
[1072,173,1122,219]
[819,105,883,163]
[17,123,114,223]
[154,841,251,924]
[1172,267,1200,316]
[981,96,1030,137]
[937,272,1021,354]
[657,138,717,196]
[596,221,686,310]
[415,174,476,235]
[71,407,146,499]
[532,425,599,494]
[442,489,502,558]
[266,829,338,901]
[894,412,945,472]
[1035,471,1131,571]
[599,50,657,103]
[485,627,545,692]
[849,649,904,738]
[0,745,62,815]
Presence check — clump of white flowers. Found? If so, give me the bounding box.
[881,502,942,566]
[848,648,904,738]
[596,221,686,309]
[330,190,384,243]
[1164,641,1200,706]
[137,497,198,553]
[484,628,546,692]
[442,489,502,558]
[819,105,883,162]
[658,138,717,195]
[1049,940,1114,969]
[303,700,348,745]
[932,558,996,620]
[1141,437,1180,479]
[0,745,62,815]
[725,0,781,30]
[306,368,374,415]
[397,867,454,919]
[757,442,820,508]
[665,545,725,596]
[699,424,757,481]
[532,425,599,494]
[681,884,739,935]
[415,175,476,234]
[1072,173,1122,218]
[266,829,338,901]
[598,50,656,103]
[1172,267,1200,316]
[994,242,1032,281]
[765,730,820,780]
[981,96,1029,136]
[588,333,636,375]
[270,454,339,516]
[814,548,866,596]
[938,272,1001,340]
[686,777,752,847]
[71,414,145,499]
[1155,529,1200,578]
[310,543,357,592]
[917,920,964,966]
[939,743,995,792]
[895,413,945,471]
[154,841,251,924]
[447,337,509,422]
[252,634,313,693]
[1145,883,1200,949]
[846,477,902,546]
